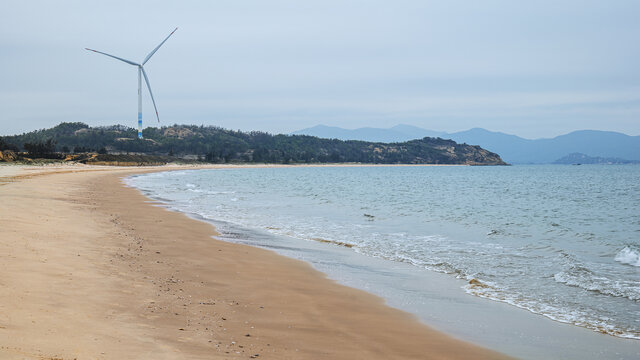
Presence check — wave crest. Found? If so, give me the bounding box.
[554,268,640,301]
[615,247,640,267]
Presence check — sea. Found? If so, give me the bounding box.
[125,165,640,359]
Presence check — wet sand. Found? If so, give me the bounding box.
[0,164,510,359]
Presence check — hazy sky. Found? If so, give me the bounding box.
[1,0,639,139]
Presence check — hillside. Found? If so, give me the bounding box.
[293,125,640,164]
[0,123,507,165]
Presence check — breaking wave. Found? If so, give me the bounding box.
[615,246,640,267]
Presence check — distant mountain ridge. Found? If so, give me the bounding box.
[292,124,446,143]
[292,125,640,164]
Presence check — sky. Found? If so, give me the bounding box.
[1,0,639,139]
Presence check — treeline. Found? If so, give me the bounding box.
[0,122,507,165]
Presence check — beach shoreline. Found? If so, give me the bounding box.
[0,164,509,359]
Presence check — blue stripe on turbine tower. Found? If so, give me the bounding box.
[85,28,178,139]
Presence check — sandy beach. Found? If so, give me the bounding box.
[0,164,510,359]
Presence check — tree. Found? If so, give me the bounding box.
[0,138,19,151]
[23,139,59,158]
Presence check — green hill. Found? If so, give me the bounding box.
[1,122,507,165]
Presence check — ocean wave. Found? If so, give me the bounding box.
[615,246,640,267]
[553,266,640,301]
[310,237,354,248]
[464,278,640,339]
[186,188,235,195]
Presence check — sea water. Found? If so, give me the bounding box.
[125,165,639,357]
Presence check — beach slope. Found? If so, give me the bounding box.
[0,165,510,359]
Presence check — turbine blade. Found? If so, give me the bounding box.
[85,48,139,66]
[141,67,160,122]
[143,27,178,65]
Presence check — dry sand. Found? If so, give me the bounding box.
[0,164,511,359]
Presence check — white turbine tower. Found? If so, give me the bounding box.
[86,28,178,139]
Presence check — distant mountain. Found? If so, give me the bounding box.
[292,125,640,164]
[292,124,446,143]
[451,128,640,164]
[553,153,640,165]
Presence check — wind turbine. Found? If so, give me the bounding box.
[86,28,178,139]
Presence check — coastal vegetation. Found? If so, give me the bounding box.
[0,122,507,165]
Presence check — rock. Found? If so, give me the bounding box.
[0,150,17,162]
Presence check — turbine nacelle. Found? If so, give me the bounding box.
[85,27,177,139]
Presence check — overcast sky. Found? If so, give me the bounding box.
[1,0,638,139]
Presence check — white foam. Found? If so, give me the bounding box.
[615,247,640,267]
[464,280,640,340]
[553,268,640,301]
